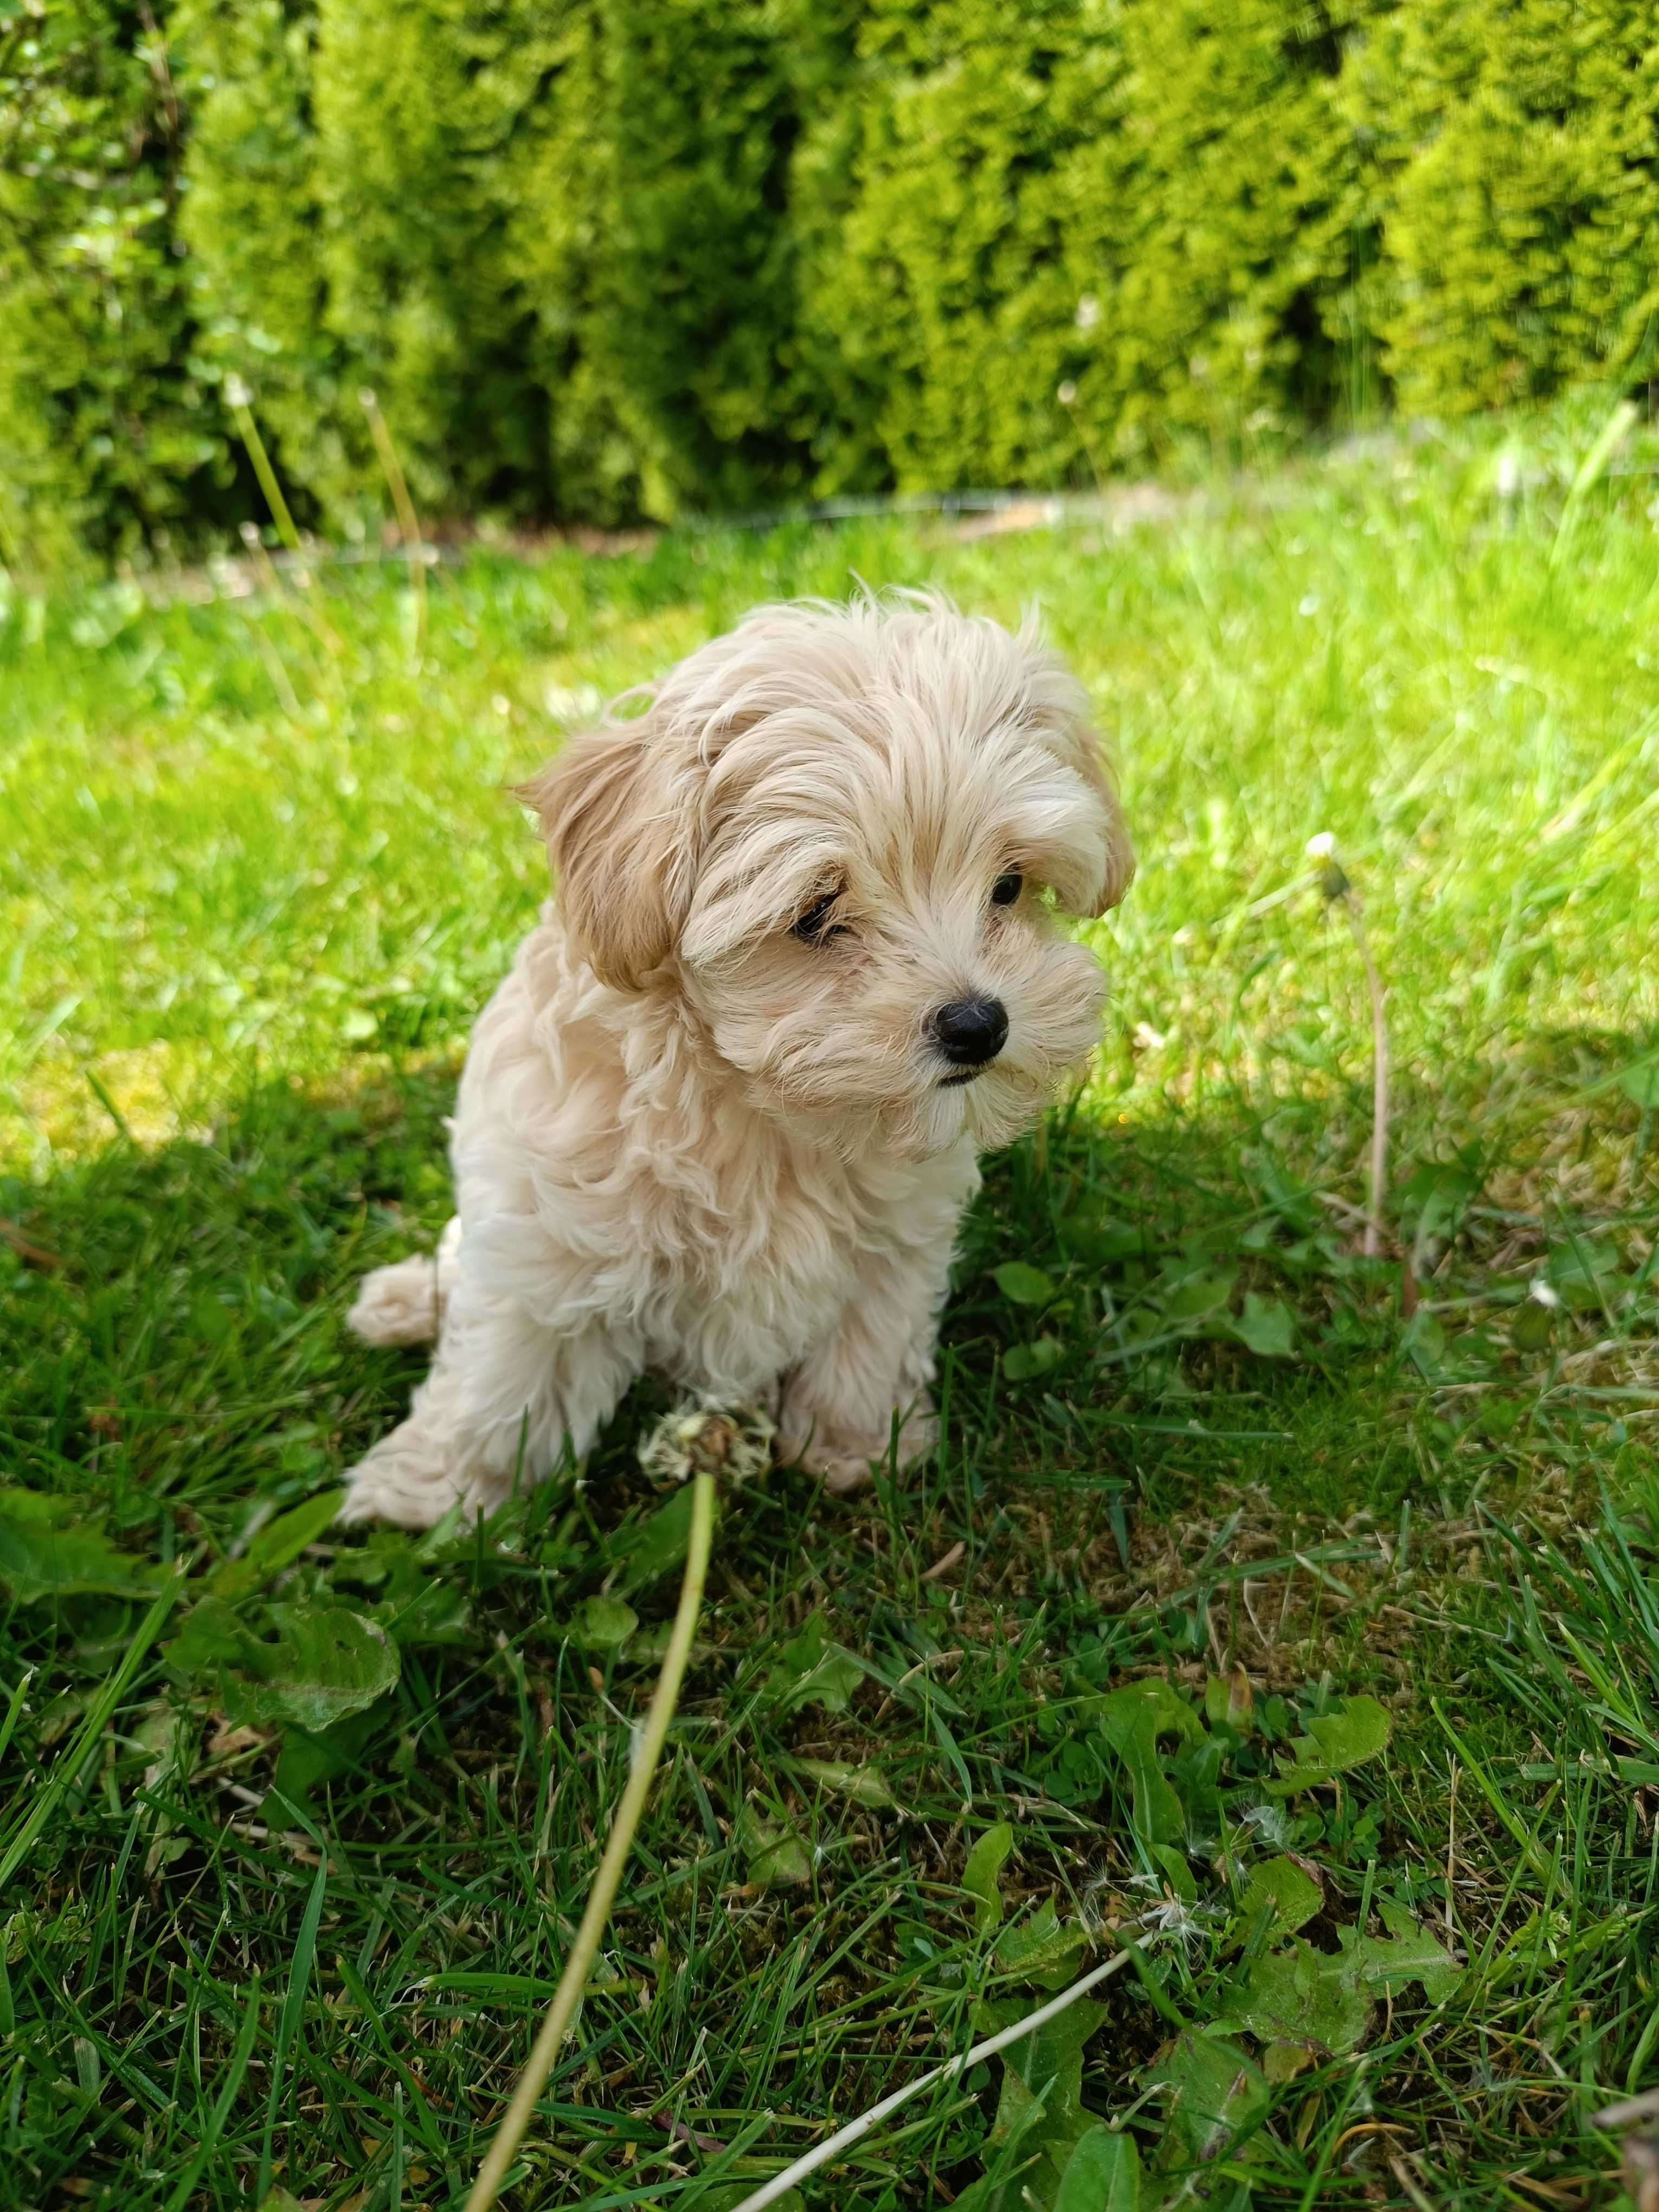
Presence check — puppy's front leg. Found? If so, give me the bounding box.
[341,1271,641,1529]
[776,1239,954,1496]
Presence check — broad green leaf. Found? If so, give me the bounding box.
[272,1705,386,1799]
[1004,1336,1065,1381]
[1271,1695,1391,1792]
[376,1576,472,1648]
[1238,1857,1322,1940]
[995,1901,1088,1990]
[1162,1266,1237,1322]
[610,1483,700,1591]
[1098,1681,1203,1846]
[0,1490,158,1604]
[763,1615,865,1716]
[236,1605,400,1734]
[1146,1842,1197,1904]
[572,1595,638,1649]
[994,1262,1055,1307]
[1511,1300,1554,1352]
[1144,2030,1268,2163]
[191,1293,235,1348]
[967,1991,1109,2210]
[737,1808,812,1888]
[1262,2037,1321,2084]
[1400,1157,1483,1249]
[1204,1669,1254,1735]
[790,1759,896,1810]
[170,1600,399,1733]
[210,1490,346,1600]
[1618,1060,1659,1110]
[1400,1308,1446,1375]
[1053,2125,1141,2212]
[1215,1937,1372,2055]
[963,1821,1014,1930]
[1366,1904,1464,2004]
[1229,1293,1295,1359]
[1547,1239,1623,1309]
[167,1594,252,1677]
[1217,1913,1461,2055]
[1098,1681,1205,1756]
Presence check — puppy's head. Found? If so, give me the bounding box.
[520,595,1134,1156]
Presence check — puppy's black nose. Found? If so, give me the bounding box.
[931,996,1009,1067]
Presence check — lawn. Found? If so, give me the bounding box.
[3,411,1658,2211]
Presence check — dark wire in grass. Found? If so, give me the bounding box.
[464,1468,717,2212]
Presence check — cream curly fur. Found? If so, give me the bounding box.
[340,594,1133,1528]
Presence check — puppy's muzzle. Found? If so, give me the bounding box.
[931,995,1009,1084]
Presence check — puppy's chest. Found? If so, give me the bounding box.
[641,1139,968,1386]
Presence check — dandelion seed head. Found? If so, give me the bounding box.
[1242,1801,1291,1848]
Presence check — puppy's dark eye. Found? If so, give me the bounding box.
[792,889,843,944]
[991,871,1024,908]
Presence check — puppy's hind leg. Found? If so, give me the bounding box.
[341,1271,640,1530]
[348,1217,461,1348]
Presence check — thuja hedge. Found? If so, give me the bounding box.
[4,0,1658,564]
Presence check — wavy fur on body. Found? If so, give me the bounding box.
[342,595,1133,1527]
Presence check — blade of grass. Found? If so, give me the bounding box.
[0,1567,186,1891]
[256,1855,329,2203]
[162,1974,263,2212]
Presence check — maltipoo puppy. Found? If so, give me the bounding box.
[341,594,1133,1528]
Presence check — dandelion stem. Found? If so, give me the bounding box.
[462,1471,716,2212]
[227,380,343,659]
[229,390,305,562]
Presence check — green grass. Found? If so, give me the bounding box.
[3,405,1658,2211]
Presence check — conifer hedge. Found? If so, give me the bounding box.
[3,0,1656,563]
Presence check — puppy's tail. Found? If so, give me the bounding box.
[348,1216,461,1347]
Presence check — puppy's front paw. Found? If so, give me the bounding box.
[777,1394,937,1496]
[809,1448,883,1497]
[348,1258,445,1348]
[340,1418,496,1531]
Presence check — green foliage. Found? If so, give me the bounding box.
[811,0,1367,491]
[958,1990,1113,2210]
[0,0,224,565]
[167,1595,401,1730]
[9,1,1659,562]
[168,0,339,514]
[1345,0,1659,415]
[0,1490,159,1603]
[548,0,838,522]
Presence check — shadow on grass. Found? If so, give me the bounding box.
[2,1045,1656,2209]
[1,1052,1445,1546]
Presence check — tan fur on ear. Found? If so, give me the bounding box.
[1041,710,1135,917]
[1076,740,1136,916]
[516,722,689,991]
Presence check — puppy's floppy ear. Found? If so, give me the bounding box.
[1034,704,1135,918]
[516,719,692,991]
[1067,731,1136,917]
